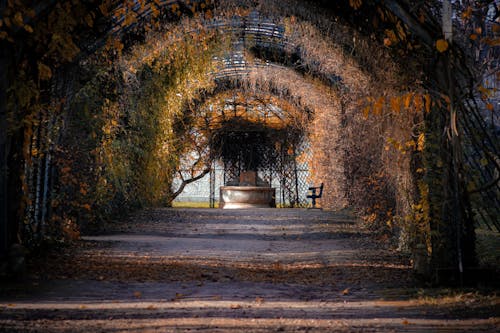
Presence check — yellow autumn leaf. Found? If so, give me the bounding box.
[349,0,362,10]
[24,24,33,33]
[478,85,492,96]
[414,94,423,113]
[404,93,413,110]
[151,4,159,18]
[373,97,384,115]
[122,12,137,27]
[461,7,472,20]
[13,12,23,27]
[114,39,124,52]
[38,62,52,81]
[469,34,478,41]
[255,297,264,304]
[362,105,371,118]
[405,140,416,149]
[390,96,401,113]
[486,103,494,111]
[84,14,94,28]
[99,3,109,16]
[385,29,398,44]
[417,133,425,151]
[424,94,431,113]
[396,21,406,40]
[436,39,449,52]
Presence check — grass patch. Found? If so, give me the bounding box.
[410,288,499,306]
[172,201,218,208]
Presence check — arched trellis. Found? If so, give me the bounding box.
[1,0,498,284]
[110,6,354,215]
[167,36,348,204]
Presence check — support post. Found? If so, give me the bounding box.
[0,47,8,258]
[209,163,216,208]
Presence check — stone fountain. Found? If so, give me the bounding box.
[219,171,276,209]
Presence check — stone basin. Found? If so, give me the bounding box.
[220,186,276,209]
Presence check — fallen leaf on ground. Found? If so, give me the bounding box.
[255,296,265,304]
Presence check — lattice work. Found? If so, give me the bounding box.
[207,115,311,208]
[279,148,312,207]
[214,132,311,207]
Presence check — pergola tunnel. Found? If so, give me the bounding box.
[1,0,498,284]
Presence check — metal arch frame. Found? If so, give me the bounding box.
[101,3,323,210]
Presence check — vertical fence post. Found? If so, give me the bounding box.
[209,162,216,208]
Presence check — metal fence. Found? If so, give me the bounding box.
[174,144,312,208]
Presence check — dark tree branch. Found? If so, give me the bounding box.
[171,166,211,201]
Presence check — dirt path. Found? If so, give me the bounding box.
[1,208,498,332]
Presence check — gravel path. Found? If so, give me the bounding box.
[0,208,498,332]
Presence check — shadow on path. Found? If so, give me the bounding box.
[1,208,498,332]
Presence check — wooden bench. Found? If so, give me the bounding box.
[307,183,324,209]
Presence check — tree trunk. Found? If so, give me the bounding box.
[425,55,477,285]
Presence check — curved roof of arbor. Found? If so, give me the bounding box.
[115,2,394,132]
[2,1,438,106]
